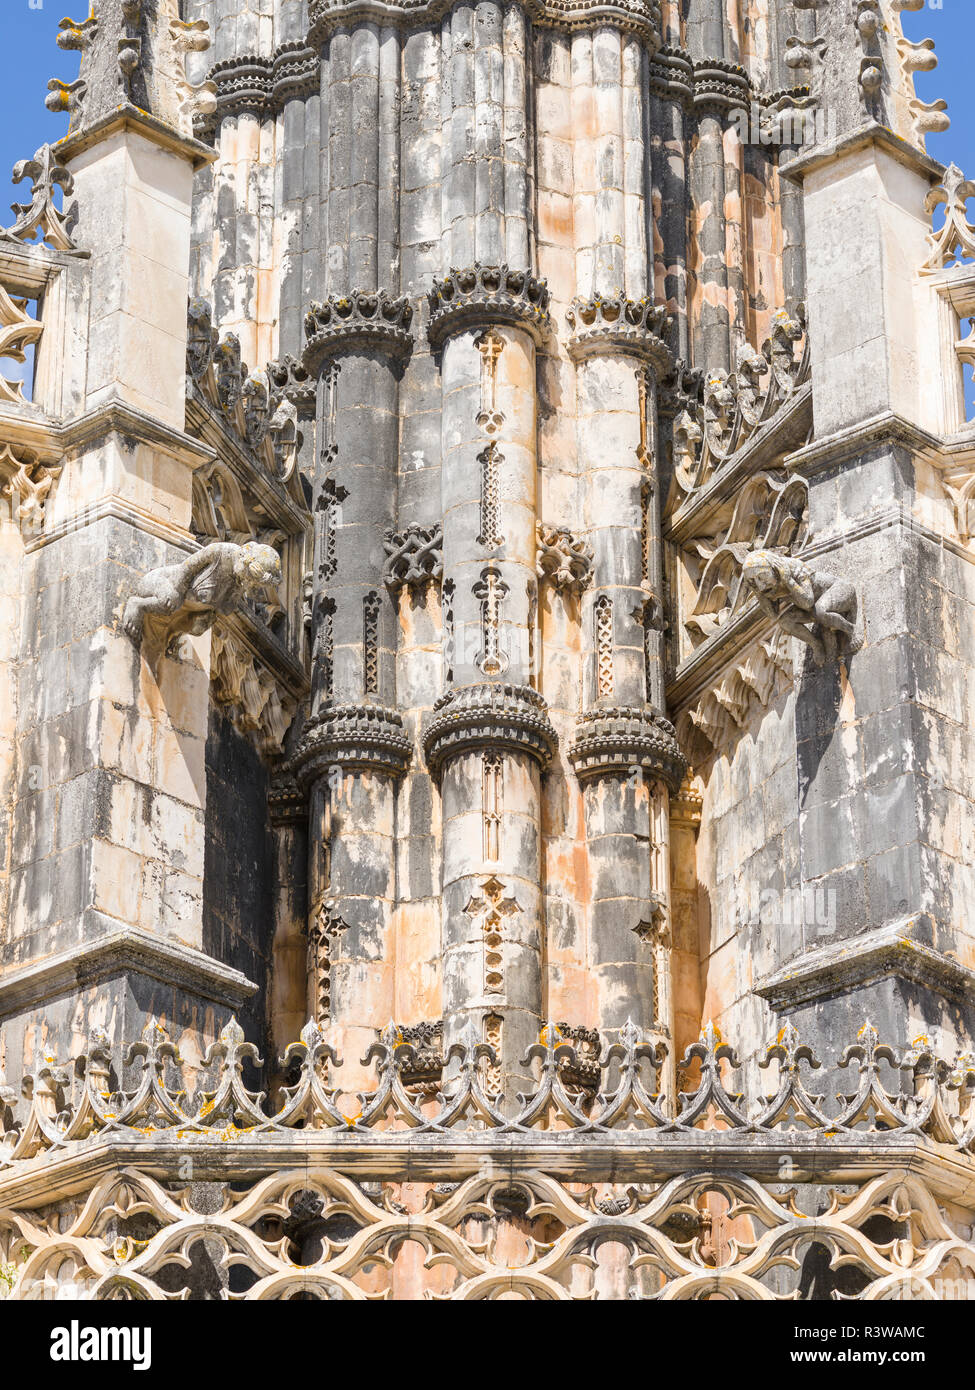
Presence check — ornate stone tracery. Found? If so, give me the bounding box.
[3,1017,975,1299]
[0,145,78,253]
[536,524,594,596]
[0,284,42,406]
[383,524,443,593]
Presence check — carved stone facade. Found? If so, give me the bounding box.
[1,0,974,1303]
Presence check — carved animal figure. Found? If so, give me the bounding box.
[122,541,282,646]
[741,550,857,666]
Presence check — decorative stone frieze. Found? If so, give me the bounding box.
[535,524,593,596]
[691,57,753,115]
[206,55,273,117]
[427,265,551,349]
[197,43,319,131]
[423,682,558,779]
[568,706,685,790]
[0,145,78,254]
[292,702,413,785]
[271,42,319,104]
[302,290,414,371]
[6,1015,973,1159]
[566,294,672,369]
[383,523,444,593]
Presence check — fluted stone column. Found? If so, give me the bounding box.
[567,297,685,1093]
[293,291,413,1083]
[423,267,556,1102]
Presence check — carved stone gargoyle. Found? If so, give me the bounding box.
[122,540,282,663]
[740,550,857,667]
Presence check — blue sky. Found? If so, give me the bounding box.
[0,1,972,399]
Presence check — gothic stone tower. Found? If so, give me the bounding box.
[2,0,975,1302]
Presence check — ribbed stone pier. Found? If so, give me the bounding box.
[567,297,685,1099]
[294,291,414,1084]
[426,266,555,1102]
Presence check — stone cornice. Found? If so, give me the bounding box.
[16,397,217,472]
[566,294,673,371]
[423,682,559,777]
[784,408,945,480]
[568,706,686,790]
[755,918,975,1012]
[427,265,552,349]
[55,106,216,170]
[780,120,944,187]
[25,495,197,557]
[3,1135,974,1210]
[291,702,413,784]
[302,290,414,371]
[309,0,663,46]
[0,920,257,1019]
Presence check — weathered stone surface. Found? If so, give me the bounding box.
[1,0,974,1303]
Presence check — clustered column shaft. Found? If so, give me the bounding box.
[424,268,555,1102]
